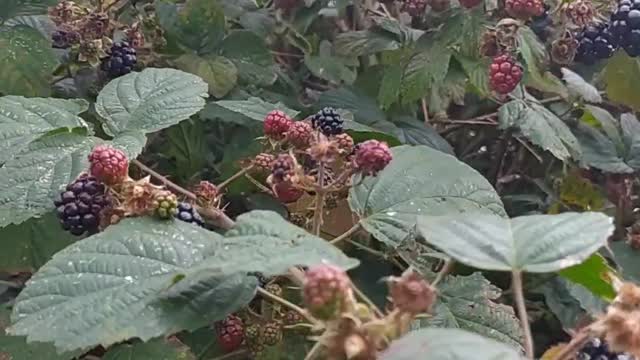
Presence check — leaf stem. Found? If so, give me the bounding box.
[132,159,196,200]
[329,223,361,245]
[512,270,534,358]
[303,338,325,360]
[432,259,454,287]
[256,287,319,326]
[244,173,273,195]
[217,166,253,191]
[312,163,327,236]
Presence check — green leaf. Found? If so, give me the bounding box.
[400,46,452,104]
[95,68,208,137]
[304,54,356,85]
[334,30,400,57]
[156,0,226,54]
[541,277,594,329]
[610,241,640,283]
[604,52,640,112]
[0,211,76,271]
[517,26,568,97]
[218,30,276,86]
[0,132,97,228]
[0,0,57,24]
[164,118,207,182]
[378,63,403,109]
[175,54,237,98]
[417,272,524,349]
[0,335,74,360]
[318,86,387,124]
[583,105,622,148]
[573,122,633,173]
[380,328,523,360]
[0,96,89,163]
[620,113,640,169]
[109,130,147,159]
[349,145,505,247]
[417,212,613,272]
[559,253,616,301]
[212,97,300,122]
[561,68,602,103]
[499,100,581,161]
[102,339,194,360]
[392,116,454,155]
[9,217,257,352]
[0,25,58,97]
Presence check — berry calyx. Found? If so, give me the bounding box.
[252,153,276,173]
[265,283,283,297]
[264,110,293,141]
[565,0,594,27]
[152,190,178,219]
[101,42,137,78]
[505,0,545,20]
[215,315,244,353]
[303,264,353,321]
[88,145,129,185]
[353,140,393,176]
[576,23,618,64]
[261,322,283,346]
[54,174,112,236]
[489,54,523,95]
[311,107,344,136]
[175,202,205,227]
[286,121,313,149]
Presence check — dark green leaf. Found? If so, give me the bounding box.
[392,116,454,155]
[95,68,208,137]
[573,122,633,173]
[102,339,194,360]
[0,96,89,163]
[400,45,452,104]
[417,212,613,272]
[334,30,400,57]
[416,272,523,349]
[610,241,640,283]
[218,30,276,86]
[212,97,300,122]
[0,25,58,97]
[304,54,356,84]
[0,212,75,271]
[603,52,640,112]
[350,145,505,246]
[175,54,238,98]
[0,0,57,23]
[378,63,403,109]
[517,26,568,97]
[620,113,640,169]
[498,100,581,161]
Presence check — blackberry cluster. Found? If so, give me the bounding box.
[610,0,640,57]
[575,23,618,64]
[101,42,137,78]
[54,174,111,236]
[576,338,635,360]
[174,202,204,227]
[311,107,344,136]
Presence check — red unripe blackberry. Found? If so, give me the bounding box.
[252,153,275,173]
[460,0,483,8]
[264,110,293,141]
[403,0,428,16]
[353,140,393,176]
[88,145,129,185]
[54,174,112,236]
[303,264,353,321]
[505,0,545,20]
[273,182,303,203]
[285,121,313,148]
[215,315,244,353]
[489,54,523,95]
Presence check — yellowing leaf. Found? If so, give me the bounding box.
[604,52,640,112]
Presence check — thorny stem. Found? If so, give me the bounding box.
[330,223,361,244]
[432,259,454,287]
[303,337,326,360]
[512,271,534,358]
[217,166,253,191]
[257,287,319,326]
[244,173,273,195]
[551,330,591,360]
[312,163,327,236]
[132,159,236,230]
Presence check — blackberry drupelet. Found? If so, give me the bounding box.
[575,23,618,64]
[610,0,640,57]
[311,107,344,136]
[54,174,111,236]
[576,338,635,360]
[174,202,204,227]
[101,41,137,78]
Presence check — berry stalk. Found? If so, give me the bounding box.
[512,270,534,358]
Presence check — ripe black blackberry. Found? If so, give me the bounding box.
[311,107,344,136]
[576,338,635,360]
[610,0,640,57]
[529,5,553,42]
[54,174,111,236]
[575,23,618,64]
[101,41,137,78]
[174,202,204,227]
